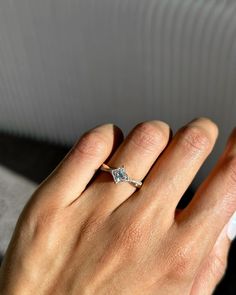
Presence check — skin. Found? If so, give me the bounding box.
[0,117,235,294]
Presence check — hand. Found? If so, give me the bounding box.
[0,117,236,295]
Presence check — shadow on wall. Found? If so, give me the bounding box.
[0,131,71,184]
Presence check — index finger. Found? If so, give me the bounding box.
[30,123,123,209]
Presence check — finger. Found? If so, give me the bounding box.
[30,123,124,208]
[190,222,232,295]
[129,117,218,220]
[177,127,236,261]
[78,120,171,213]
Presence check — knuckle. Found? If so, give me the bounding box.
[115,219,146,253]
[167,241,197,281]
[72,131,108,158]
[80,214,106,238]
[178,125,211,154]
[35,206,60,226]
[129,121,169,153]
[173,249,193,276]
[32,207,63,236]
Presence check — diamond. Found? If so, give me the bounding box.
[111,166,129,184]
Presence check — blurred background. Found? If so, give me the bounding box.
[0,0,235,293]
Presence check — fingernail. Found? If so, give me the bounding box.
[227,211,236,241]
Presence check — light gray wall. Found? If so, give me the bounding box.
[0,0,236,186]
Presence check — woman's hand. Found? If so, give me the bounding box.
[0,117,236,295]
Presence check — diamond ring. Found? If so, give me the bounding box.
[100,163,142,188]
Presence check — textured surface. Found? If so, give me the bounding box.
[0,0,236,186]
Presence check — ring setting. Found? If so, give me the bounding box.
[111,166,129,184]
[100,163,142,188]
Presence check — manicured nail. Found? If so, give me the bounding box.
[227,211,236,241]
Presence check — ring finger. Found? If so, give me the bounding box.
[77,120,171,214]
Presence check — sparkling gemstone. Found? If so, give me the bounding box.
[111,167,129,183]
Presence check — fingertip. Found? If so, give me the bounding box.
[88,123,124,148]
[188,117,219,142]
[94,123,123,137]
